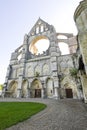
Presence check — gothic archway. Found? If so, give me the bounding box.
[30,79,42,98]
[46,78,54,98]
[61,77,79,99]
[21,80,28,98]
[43,64,49,75]
[8,81,18,97]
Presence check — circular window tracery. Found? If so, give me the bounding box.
[29,36,50,55]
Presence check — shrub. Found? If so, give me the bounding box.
[69,68,78,77]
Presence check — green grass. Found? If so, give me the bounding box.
[0,102,46,130]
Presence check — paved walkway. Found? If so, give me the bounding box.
[0,98,87,130]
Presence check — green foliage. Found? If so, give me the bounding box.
[35,71,40,77]
[0,102,46,130]
[0,84,3,90]
[69,68,78,77]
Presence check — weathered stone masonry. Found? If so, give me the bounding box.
[4,17,82,100]
[74,0,87,103]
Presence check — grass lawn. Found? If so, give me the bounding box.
[0,102,46,130]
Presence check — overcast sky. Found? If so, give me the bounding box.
[0,0,81,84]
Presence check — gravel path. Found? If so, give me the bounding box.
[0,98,87,130]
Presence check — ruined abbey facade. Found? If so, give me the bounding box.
[4,0,87,103]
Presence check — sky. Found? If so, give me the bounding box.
[0,0,81,84]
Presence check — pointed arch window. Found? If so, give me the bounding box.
[43,64,49,75]
[28,66,33,77]
[17,53,22,61]
[34,65,41,75]
[40,25,44,32]
[58,42,70,55]
[36,26,39,34]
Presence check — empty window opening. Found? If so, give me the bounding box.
[58,42,70,55]
[41,25,44,32]
[57,35,67,39]
[36,26,39,34]
[18,47,23,53]
[17,53,22,61]
[29,38,50,55]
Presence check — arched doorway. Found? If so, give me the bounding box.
[61,76,79,99]
[8,81,18,97]
[46,78,54,98]
[30,79,42,98]
[21,80,28,98]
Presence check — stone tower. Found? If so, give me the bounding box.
[74,0,87,103]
